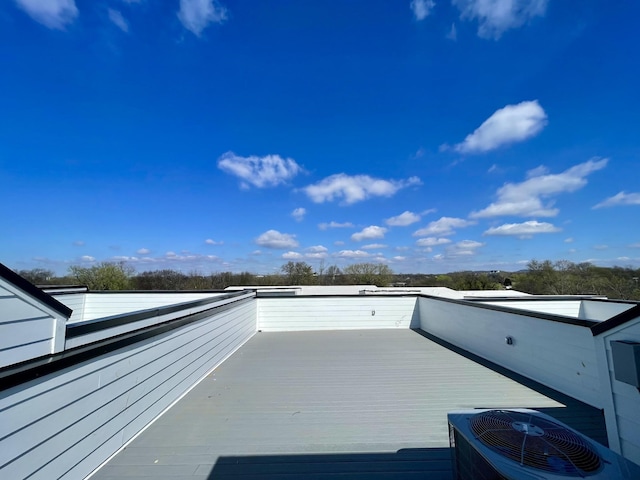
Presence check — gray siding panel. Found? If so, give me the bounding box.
[0,299,257,480]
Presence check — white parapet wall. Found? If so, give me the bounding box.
[0,294,257,480]
[257,295,419,331]
[417,296,602,409]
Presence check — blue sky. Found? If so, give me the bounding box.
[2,0,640,276]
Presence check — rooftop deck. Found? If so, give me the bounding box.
[92,329,607,479]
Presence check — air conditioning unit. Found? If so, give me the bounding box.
[448,409,640,480]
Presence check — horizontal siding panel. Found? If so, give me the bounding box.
[419,297,601,408]
[0,316,53,349]
[81,293,225,321]
[258,297,417,331]
[0,339,52,368]
[0,296,51,324]
[54,294,86,323]
[0,299,257,480]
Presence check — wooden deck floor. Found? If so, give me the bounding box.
[91,329,607,479]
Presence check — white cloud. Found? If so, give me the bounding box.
[483,220,561,238]
[80,255,95,262]
[16,0,78,29]
[451,101,547,154]
[447,239,484,256]
[564,237,574,243]
[205,238,223,245]
[306,245,328,253]
[446,23,457,40]
[318,221,354,230]
[410,0,435,20]
[413,217,475,237]
[452,0,548,39]
[385,210,421,227]
[136,248,151,255]
[351,225,388,242]
[362,243,387,250]
[255,230,299,249]
[302,174,421,205]
[178,0,227,36]
[336,250,370,259]
[282,251,303,260]
[471,158,608,218]
[594,245,609,251]
[218,152,302,188]
[108,8,128,32]
[291,207,306,221]
[73,240,85,246]
[593,191,640,209]
[416,237,452,247]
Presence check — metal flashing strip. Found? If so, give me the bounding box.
[591,304,640,336]
[418,294,599,328]
[66,291,253,338]
[0,294,255,392]
[0,262,72,318]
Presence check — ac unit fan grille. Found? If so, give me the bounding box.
[469,410,601,475]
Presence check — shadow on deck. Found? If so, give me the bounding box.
[413,329,609,447]
[208,448,452,480]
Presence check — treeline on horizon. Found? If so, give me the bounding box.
[14,259,640,300]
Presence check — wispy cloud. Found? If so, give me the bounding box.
[303,174,421,205]
[178,0,227,36]
[410,0,435,21]
[385,211,421,227]
[470,158,608,218]
[446,23,457,40]
[318,221,354,230]
[108,8,129,32]
[282,251,303,260]
[218,152,302,189]
[449,100,547,154]
[15,0,78,29]
[593,191,640,209]
[452,0,548,39]
[336,250,370,259]
[413,217,475,237]
[483,220,561,238]
[205,238,223,245]
[351,226,388,242]
[73,240,85,247]
[136,248,151,255]
[255,230,299,249]
[362,243,387,250]
[415,237,452,247]
[291,207,306,221]
[80,255,96,262]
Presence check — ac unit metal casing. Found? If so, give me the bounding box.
[448,408,640,480]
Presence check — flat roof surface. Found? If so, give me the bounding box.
[93,329,606,480]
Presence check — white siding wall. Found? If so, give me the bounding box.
[258,296,418,331]
[81,293,225,321]
[418,297,601,408]
[579,300,635,321]
[54,293,86,323]
[0,281,66,368]
[594,318,640,465]
[0,298,257,480]
[478,300,582,318]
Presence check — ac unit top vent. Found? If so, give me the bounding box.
[469,409,601,475]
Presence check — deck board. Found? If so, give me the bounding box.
[91,329,606,479]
